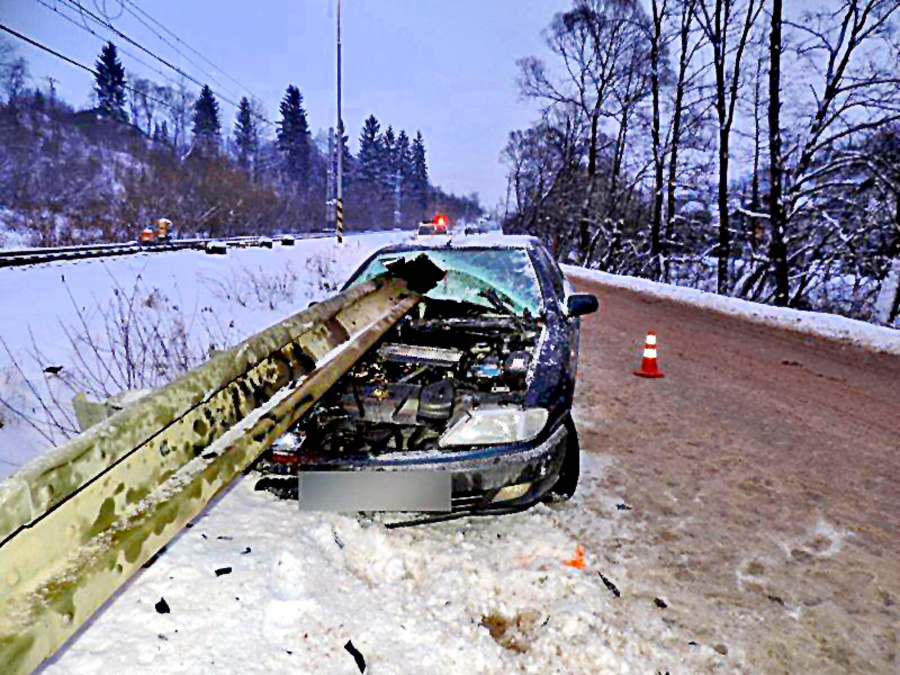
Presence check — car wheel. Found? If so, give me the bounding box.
[547,417,579,501]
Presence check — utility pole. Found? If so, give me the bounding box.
[393,169,402,228]
[327,127,336,230]
[335,0,344,244]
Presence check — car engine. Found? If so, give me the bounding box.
[262,298,542,468]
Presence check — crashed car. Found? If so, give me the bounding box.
[254,235,598,512]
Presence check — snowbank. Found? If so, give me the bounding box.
[563,265,900,356]
[42,456,720,674]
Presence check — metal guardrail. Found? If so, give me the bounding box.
[0,256,442,673]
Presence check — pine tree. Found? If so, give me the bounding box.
[159,120,169,145]
[234,96,258,173]
[94,42,127,122]
[396,129,414,224]
[336,118,354,191]
[358,115,382,184]
[192,84,221,155]
[380,125,397,191]
[277,85,311,184]
[411,131,429,219]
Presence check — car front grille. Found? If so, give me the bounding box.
[451,489,492,511]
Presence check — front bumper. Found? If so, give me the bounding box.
[269,419,569,511]
[304,420,568,511]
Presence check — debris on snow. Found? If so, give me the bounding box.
[215,567,232,577]
[599,573,621,598]
[343,639,366,673]
[154,598,170,614]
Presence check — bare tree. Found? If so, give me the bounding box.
[693,0,765,294]
[519,0,650,262]
[770,0,900,306]
[2,56,28,106]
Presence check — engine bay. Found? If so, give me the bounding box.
[263,298,543,467]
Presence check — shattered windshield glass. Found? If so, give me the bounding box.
[350,249,543,316]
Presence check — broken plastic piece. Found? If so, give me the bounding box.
[563,543,586,569]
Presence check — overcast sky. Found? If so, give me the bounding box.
[2,1,569,211]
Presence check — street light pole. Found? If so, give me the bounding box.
[336,0,343,244]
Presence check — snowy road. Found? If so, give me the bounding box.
[17,249,900,673]
[568,278,900,674]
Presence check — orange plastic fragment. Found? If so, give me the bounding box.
[563,544,586,569]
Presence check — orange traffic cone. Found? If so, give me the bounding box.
[634,331,664,378]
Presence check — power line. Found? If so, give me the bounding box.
[34,0,188,92]
[121,0,260,102]
[111,1,243,102]
[60,0,272,128]
[61,0,205,89]
[0,22,188,118]
[0,23,94,76]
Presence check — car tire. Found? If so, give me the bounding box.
[547,417,580,501]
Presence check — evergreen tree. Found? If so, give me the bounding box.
[358,115,382,184]
[396,129,414,223]
[411,130,429,219]
[380,125,397,183]
[336,118,354,191]
[94,42,127,122]
[159,120,169,145]
[277,85,311,184]
[396,130,412,182]
[192,84,221,155]
[234,96,258,173]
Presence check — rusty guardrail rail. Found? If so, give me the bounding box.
[0,256,441,673]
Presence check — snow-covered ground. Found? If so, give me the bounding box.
[563,265,900,356]
[0,232,406,477]
[43,455,720,675]
[5,238,898,673]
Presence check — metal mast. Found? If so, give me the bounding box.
[335,0,343,243]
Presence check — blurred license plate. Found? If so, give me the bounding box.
[298,471,451,512]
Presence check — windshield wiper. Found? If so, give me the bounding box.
[477,287,519,319]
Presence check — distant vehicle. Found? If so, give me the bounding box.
[281,234,295,246]
[417,215,450,236]
[253,235,600,511]
[464,222,490,235]
[259,237,274,249]
[139,218,172,245]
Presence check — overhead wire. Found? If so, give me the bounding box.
[120,0,261,103]
[59,0,273,128]
[34,0,189,92]
[97,0,242,102]
[1,22,194,120]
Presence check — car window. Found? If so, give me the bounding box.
[350,248,543,316]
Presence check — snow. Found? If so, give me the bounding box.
[0,232,407,478]
[41,455,720,674]
[7,233,894,673]
[562,265,900,356]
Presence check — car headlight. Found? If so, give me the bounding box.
[438,408,549,448]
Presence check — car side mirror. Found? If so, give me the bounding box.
[566,293,599,317]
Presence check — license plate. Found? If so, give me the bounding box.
[298,471,451,512]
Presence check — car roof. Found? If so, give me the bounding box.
[380,233,543,254]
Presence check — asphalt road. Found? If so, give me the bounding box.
[570,277,900,674]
